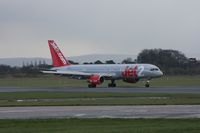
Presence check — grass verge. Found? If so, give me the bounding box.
[0,118,200,133]
[1,92,200,106]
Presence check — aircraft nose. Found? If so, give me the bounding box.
[159,71,164,76]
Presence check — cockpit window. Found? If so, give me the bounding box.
[150,68,159,71]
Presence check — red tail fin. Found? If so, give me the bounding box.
[48,40,71,67]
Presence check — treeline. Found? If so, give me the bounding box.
[71,58,135,65]
[137,49,200,75]
[0,63,52,77]
[0,49,200,77]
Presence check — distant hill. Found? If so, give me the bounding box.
[0,54,136,67]
[0,58,51,67]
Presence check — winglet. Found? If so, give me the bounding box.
[48,40,71,67]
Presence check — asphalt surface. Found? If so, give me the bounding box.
[0,86,200,93]
[0,105,200,119]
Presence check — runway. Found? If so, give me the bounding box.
[0,86,200,93]
[0,105,200,119]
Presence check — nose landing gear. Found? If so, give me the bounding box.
[145,80,150,87]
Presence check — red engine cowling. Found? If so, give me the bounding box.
[88,75,104,85]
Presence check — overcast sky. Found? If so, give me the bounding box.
[0,0,200,58]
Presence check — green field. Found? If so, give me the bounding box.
[0,118,200,133]
[0,75,200,87]
[1,92,200,106]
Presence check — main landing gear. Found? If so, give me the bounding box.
[108,80,116,87]
[145,80,150,88]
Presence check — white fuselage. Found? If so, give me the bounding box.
[51,64,163,80]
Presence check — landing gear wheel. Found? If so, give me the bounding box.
[108,80,116,87]
[145,83,150,88]
[145,81,150,88]
[88,84,97,88]
[108,83,116,87]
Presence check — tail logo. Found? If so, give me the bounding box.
[48,40,70,67]
[51,42,67,65]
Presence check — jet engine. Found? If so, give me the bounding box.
[88,75,104,85]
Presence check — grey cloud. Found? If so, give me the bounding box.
[0,0,200,58]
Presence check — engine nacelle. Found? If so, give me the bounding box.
[123,78,139,83]
[88,75,104,85]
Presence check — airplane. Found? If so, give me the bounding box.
[42,40,163,88]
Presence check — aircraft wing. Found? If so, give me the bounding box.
[42,70,91,76]
[42,70,113,78]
